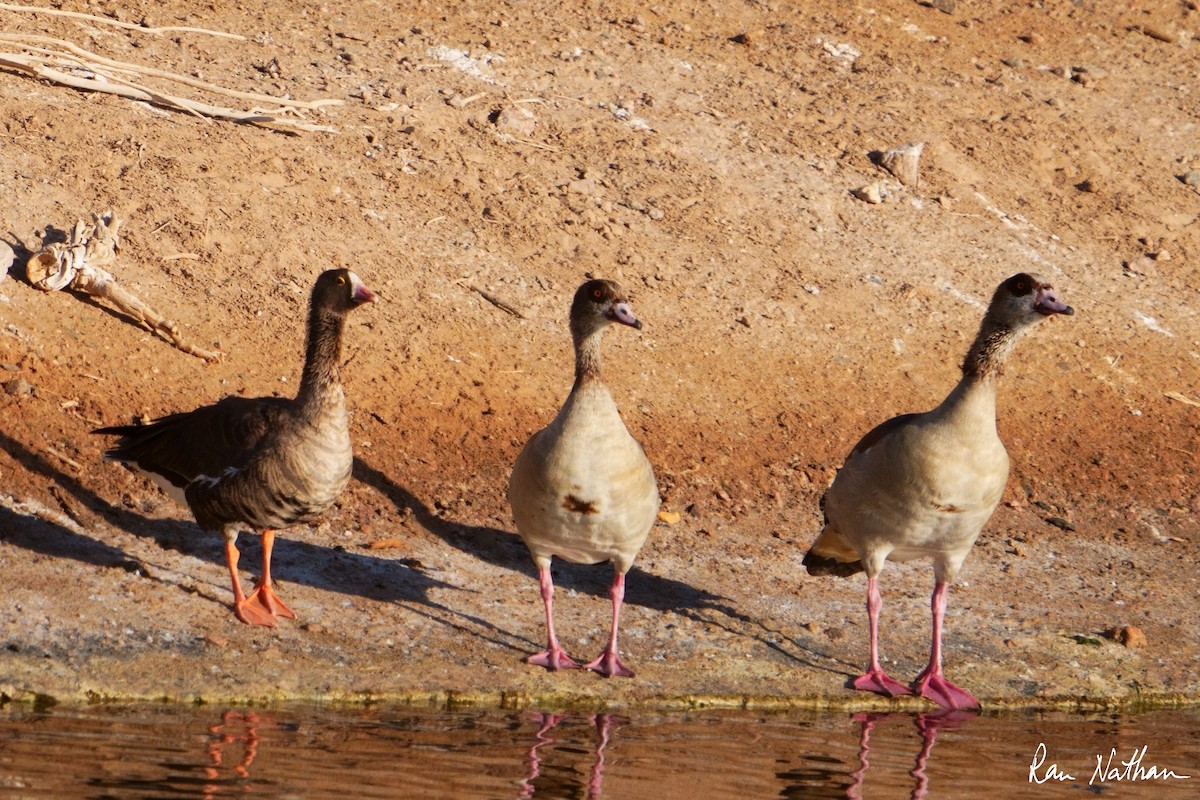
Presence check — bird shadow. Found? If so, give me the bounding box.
[352,455,847,673]
[0,430,477,637]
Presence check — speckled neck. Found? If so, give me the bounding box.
[962,318,1022,380]
[297,304,346,417]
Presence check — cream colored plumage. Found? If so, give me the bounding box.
[805,272,1073,709]
[508,279,658,677]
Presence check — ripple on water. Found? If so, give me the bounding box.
[0,705,1197,798]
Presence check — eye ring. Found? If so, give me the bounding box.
[1014,279,1027,292]
[336,275,347,286]
[591,287,604,300]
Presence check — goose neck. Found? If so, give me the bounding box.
[297,307,345,414]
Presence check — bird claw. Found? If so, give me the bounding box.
[250,581,296,620]
[915,672,980,710]
[584,651,635,678]
[852,669,913,697]
[527,649,581,671]
[234,583,295,627]
[234,595,277,627]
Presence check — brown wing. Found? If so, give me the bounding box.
[95,395,294,490]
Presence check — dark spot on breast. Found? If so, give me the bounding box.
[563,494,599,515]
[933,502,965,513]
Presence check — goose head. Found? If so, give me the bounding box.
[989,272,1073,328]
[570,279,641,341]
[313,268,377,314]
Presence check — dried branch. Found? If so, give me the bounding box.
[0,3,247,40]
[0,33,340,109]
[26,211,222,362]
[466,284,525,319]
[0,32,341,132]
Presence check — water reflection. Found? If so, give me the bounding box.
[520,712,619,799]
[848,710,975,800]
[203,710,260,797]
[0,704,1195,798]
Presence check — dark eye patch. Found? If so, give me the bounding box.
[1006,273,1035,296]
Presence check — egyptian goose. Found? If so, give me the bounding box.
[804,273,1073,709]
[508,279,659,677]
[95,269,376,627]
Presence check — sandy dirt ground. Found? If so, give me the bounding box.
[0,0,1197,712]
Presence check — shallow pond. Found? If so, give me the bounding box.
[0,704,1196,798]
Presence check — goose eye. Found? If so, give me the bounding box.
[1014,279,1027,293]
[336,275,347,286]
[591,287,604,300]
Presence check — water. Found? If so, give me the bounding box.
[0,704,1196,798]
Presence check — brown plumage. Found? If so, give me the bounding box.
[803,272,1073,709]
[95,268,376,627]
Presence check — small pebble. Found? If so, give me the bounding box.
[1046,516,1076,531]
[495,106,536,137]
[1140,24,1177,44]
[852,183,883,204]
[3,378,32,396]
[1106,625,1148,648]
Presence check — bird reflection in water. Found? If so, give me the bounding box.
[203,710,261,797]
[848,710,975,800]
[520,712,622,799]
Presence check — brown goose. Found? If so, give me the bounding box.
[95,268,376,627]
[804,273,1073,709]
[508,279,659,677]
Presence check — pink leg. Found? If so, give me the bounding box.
[851,576,912,697]
[527,566,580,671]
[914,581,980,710]
[584,571,635,677]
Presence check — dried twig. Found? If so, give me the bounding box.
[0,32,341,132]
[0,3,247,40]
[1164,391,1200,408]
[467,284,525,319]
[26,211,222,361]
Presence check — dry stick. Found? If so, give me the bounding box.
[27,212,223,362]
[0,54,334,131]
[0,33,342,110]
[467,285,525,319]
[0,3,248,40]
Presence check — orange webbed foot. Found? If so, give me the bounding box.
[234,594,278,627]
[249,581,295,620]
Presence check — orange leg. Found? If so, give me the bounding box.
[246,529,295,621]
[224,538,275,627]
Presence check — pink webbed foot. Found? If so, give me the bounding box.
[852,668,913,698]
[584,649,635,678]
[915,670,979,710]
[527,648,581,671]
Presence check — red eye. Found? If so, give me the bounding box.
[591,288,603,300]
[1015,280,1026,292]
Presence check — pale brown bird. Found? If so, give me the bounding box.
[508,279,659,677]
[804,272,1073,709]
